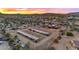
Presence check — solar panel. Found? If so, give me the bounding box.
[29,28,50,36]
[17,30,39,41]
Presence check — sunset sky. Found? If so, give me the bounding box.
[0,8,79,14]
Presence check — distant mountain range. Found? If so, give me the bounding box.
[0,12,79,16]
[68,12,79,16]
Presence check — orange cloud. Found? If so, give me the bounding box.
[0,8,70,14]
[0,8,46,14]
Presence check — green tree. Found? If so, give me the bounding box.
[66,32,74,36]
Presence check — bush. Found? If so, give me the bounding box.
[57,36,62,40]
[15,45,21,50]
[54,39,59,43]
[66,32,74,36]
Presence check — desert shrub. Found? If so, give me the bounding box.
[66,32,74,36]
[14,45,21,50]
[54,39,59,43]
[57,36,62,40]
